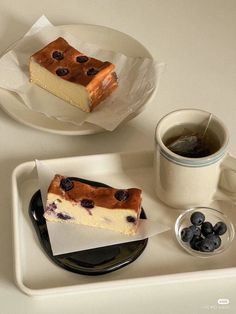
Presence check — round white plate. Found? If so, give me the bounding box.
[0,24,153,136]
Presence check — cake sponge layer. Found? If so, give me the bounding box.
[45,194,140,235]
[30,61,90,112]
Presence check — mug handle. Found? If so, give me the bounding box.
[218,153,236,199]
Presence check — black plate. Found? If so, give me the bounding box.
[29,177,148,276]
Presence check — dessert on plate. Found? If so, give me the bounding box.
[44,175,142,235]
[29,37,118,112]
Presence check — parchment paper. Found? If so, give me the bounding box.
[0,15,164,131]
[36,159,170,255]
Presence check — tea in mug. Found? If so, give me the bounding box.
[163,124,221,158]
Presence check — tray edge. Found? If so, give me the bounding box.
[11,150,236,296]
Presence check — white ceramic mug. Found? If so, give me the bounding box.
[154,109,236,208]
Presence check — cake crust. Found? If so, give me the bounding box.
[48,174,142,212]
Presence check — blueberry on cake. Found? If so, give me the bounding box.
[45,175,142,235]
[29,37,118,112]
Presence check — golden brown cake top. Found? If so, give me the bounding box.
[47,174,142,213]
[30,37,115,87]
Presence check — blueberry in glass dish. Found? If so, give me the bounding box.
[175,207,235,257]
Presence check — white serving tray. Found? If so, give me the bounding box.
[11,151,236,296]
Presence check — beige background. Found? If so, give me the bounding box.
[0,0,236,313]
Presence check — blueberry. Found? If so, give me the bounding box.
[57,213,71,220]
[126,216,136,224]
[200,238,215,252]
[189,225,201,237]
[190,211,205,226]
[201,221,214,237]
[60,178,74,191]
[56,68,69,76]
[190,236,203,251]
[81,199,94,209]
[115,190,129,201]
[87,67,99,76]
[46,202,57,211]
[76,55,89,63]
[213,221,227,236]
[181,227,194,242]
[52,51,64,60]
[206,234,221,249]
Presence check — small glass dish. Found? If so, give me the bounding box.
[175,206,235,257]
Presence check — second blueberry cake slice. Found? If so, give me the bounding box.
[45,175,142,235]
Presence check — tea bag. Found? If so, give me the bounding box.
[167,114,213,158]
[168,134,195,155]
[167,134,210,157]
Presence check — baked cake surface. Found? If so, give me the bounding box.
[29,37,118,112]
[45,175,142,235]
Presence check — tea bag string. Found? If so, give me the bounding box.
[202,113,212,138]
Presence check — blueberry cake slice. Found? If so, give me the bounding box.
[45,175,142,235]
[29,37,118,112]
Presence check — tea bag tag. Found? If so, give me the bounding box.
[202,113,212,138]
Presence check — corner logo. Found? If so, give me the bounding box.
[218,299,230,305]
